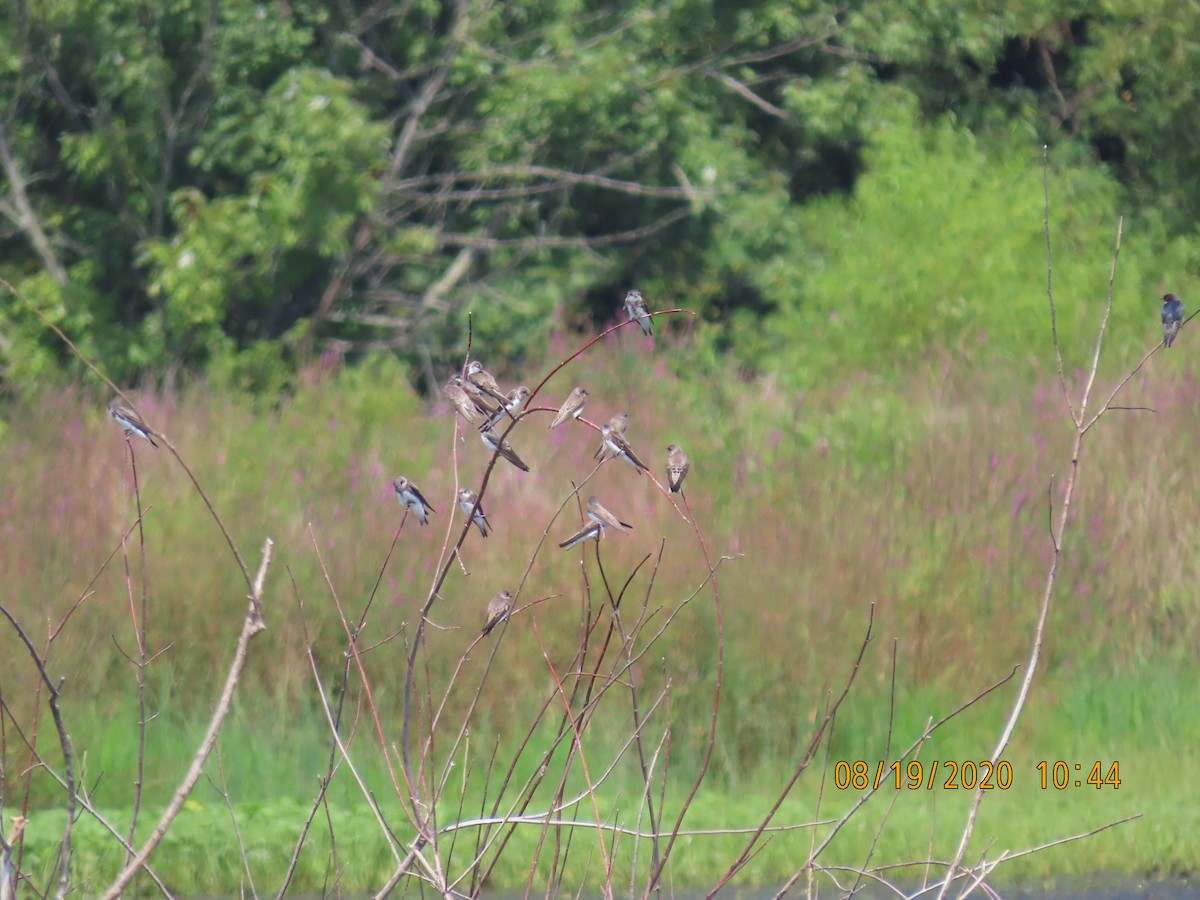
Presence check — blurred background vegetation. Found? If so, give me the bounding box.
[4,0,1200,890]
[3,0,1200,395]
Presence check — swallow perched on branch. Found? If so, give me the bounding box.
[465,360,509,405]
[1162,293,1185,348]
[108,399,158,448]
[624,289,653,336]
[587,496,633,533]
[665,444,690,493]
[482,590,513,636]
[393,476,435,525]
[548,387,588,429]
[480,428,531,472]
[457,488,491,537]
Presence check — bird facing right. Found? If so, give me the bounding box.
[1162,293,1185,348]
[108,399,159,448]
[482,590,513,636]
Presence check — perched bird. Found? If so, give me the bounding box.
[624,289,653,336]
[393,476,435,525]
[587,496,633,533]
[598,425,648,474]
[548,387,588,429]
[665,444,690,493]
[443,377,492,427]
[593,412,630,461]
[108,399,159,448]
[482,590,513,636]
[483,385,531,430]
[465,360,509,405]
[457,488,491,537]
[1162,293,1185,348]
[559,522,604,549]
[480,429,531,472]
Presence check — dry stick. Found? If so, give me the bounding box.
[644,486,723,898]
[277,518,413,898]
[706,605,875,899]
[276,568,350,900]
[933,210,1127,900]
[99,538,273,900]
[119,437,152,866]
[772,667,1018,900]
[0,711,174,897]
[397,310,695,840]
[0,606,76,899]
[208,745,258,900]
[304,652,407,868]
[309,525,416,814]
[847,640,904,899]
[531,620,615,900]
[593,545,663,884]
[376,310,696,892]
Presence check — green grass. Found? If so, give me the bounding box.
[3,344,1200,892]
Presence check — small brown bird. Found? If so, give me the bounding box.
[624,289,653,336]
[480,429,531,472]
[665,444,690,493]
[587,496,633,533]
[108,399,158,448]
[597,425,648,473]
[559,522,604,549]
[548,387,588,429]
[443,377,492,426]
[483,385,531,430]
[593,412,631,461]
[482,590,513,636]
[457,488,490,537]
[465,360,509,405]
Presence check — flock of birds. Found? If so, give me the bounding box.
[106,289,690,639]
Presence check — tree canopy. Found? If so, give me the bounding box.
[2,0,1198,393]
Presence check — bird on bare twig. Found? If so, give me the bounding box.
[666,444,690,493]
[548,387,588,429]
[624,288,653,336]
[465,360,509,405]
[482,590,513,636]
[108,399,158,448]
[587,496,633,533]
[1162,292,1185,348]
[482,385,530,430]
[480,428,531,472]
[457,488,491,537]
[393,476,435,525]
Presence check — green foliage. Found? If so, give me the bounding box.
[769,111,1192,387]
[4,0,1200,393]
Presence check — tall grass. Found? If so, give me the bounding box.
[2,337,1198,889]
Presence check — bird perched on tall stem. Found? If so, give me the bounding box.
[457,488,491,537]
[1162,292,1185,348]
[108,399,159,448]
[482,386,530,430]
[587,496,633,533]
[393,476,435,525]
[548,387,588,429]
[624,289,653,336]
[465,360,509,405]
[482,590,513,636]
[480,429,531,472]
[665,444,690,493]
